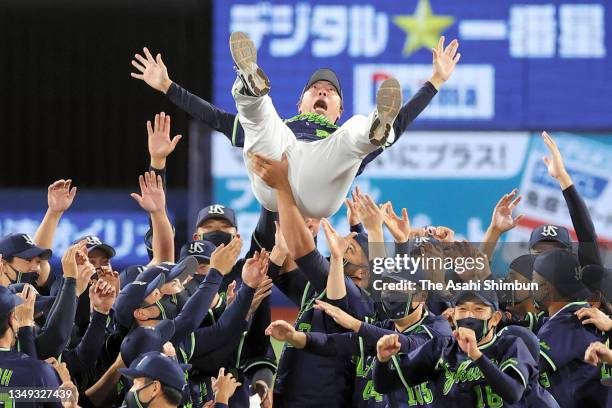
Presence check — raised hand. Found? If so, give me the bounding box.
[454,327,481,360]
[162,342,177,358]
[242,250,270,289]
[76,254,96,298]
[47,180,77,214]
[575,307,612,332]
[247,277,273,319]
[14,284,36,328]
[354,193,384,233]
[542,131,572,189]
[130,171,166,214]
[382,201,411,243]
[321,219,352,260]
[490,189,524,234]
[584,342,612,366]
[345,186,362,227]
[270,221,290,266]
[148,112,182,168]
[131,47,173,94]
[313,300,361,332]
[430,36,460,89]
[89,279,117,315]
[225,280,237,307]
[265,320,297,342]
[210,236,243,275]
[61,242,86,279]
[212,367,242,405]
[376,334,401,363]
[250,152,290,191]
[97,266,121,296]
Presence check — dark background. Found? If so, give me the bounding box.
[0,0,212,188]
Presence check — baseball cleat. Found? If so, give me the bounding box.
[230,31,270,97]
[369,78,402,147]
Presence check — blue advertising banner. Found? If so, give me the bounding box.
[213,0,612,130]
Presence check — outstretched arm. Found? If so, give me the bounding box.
[131,171,175,264]
[131,47,241,143]
[480,189,524,260]
[542,131,602,266]
[33,180,77,287]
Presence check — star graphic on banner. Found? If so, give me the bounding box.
[393,0,455,57]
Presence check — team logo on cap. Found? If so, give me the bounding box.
[541,226,558,237]
[22,234,35,245]
[415,236,430,244]
[574,266,584,281]
[132,281,147,286]
[208,205,226,215]
[189,242,205,254]
[86,236,103,246]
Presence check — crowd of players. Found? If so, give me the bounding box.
[1,40,612,408]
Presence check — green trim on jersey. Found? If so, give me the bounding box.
[284,112,339,130]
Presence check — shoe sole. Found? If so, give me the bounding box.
[230,32,270,97]
[369,78,402,146]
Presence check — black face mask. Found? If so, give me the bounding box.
[125,382,155,408]
[531,283,549,311]
[7,265,38,285]
[381,292,418,321]
[456,317,491,342]
[497,286,530,309]
[201,231,233,247]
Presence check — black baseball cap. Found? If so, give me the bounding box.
[454,287,500,311]
[302,68,342,100]
[72,235,116,258]
[0,233,52,261]
[179,240,216,264]
[529,225,571,249]
[120,320,175,367]
[113,274,165,328]
[195,205,237,230]
[119,351,191,392]
[508,254,536,280]
[0,285,23,317]
[533,248,591,300]
[580,265,612,302]
[137,258,197,285]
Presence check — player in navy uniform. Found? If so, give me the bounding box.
[0,285,62,407]
[374,288,542,407]
[532,249,611,407]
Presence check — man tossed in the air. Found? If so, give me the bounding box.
[132,32,460,218]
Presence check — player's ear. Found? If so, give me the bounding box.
[490,310,503,327]
[133,308,146,321]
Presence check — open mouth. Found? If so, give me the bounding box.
[313,99,327,112]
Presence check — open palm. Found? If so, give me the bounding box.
[131,47,172,93]
[432,36,460,83]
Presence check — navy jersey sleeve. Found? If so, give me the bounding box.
[304,331,361,358]
[473,354,526,404]
[562,185,602,267]
[538,311,599,372]
[36,277,78,359]
[17,327,37,358]
[172,269,223,343]
[295,249,329,294]
[357,81,437,176]
[268,265,309,307]
[357,323,432,353]
[250,207,278,253]
[167,82,244,146]
[63,311,108,379]
[192,284,254,356]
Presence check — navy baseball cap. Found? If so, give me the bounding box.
[179,240,216,264]
[72,235,116,258]
[0,286,23,317]
[533,248,591,300]
[454,287,500,311]
[580,265,612,302]
[529,225,571,249]
[137,258,197,285]
[119,351,191,392]
[9,283,54,317]
[119,265,147,290]
[144,226,176,260]
[508,254,536,280]
[120,320,175,367]
[0,233,52,261]
[353,232,369,259]
[302,68,343,100]
[195,205,237,229]
[498,325,540,362]
[113,274,165,328]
